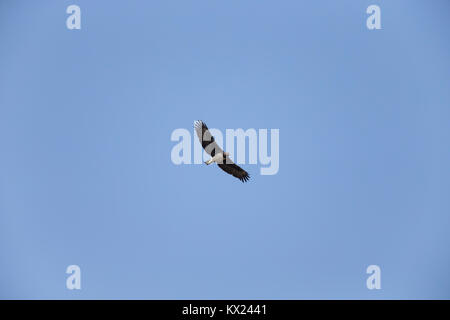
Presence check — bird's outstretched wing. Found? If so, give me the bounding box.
[194,120,223,157]
[218,156,250,183]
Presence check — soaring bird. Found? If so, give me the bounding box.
[194,120,250,183]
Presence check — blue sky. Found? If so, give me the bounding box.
[1,0,449,299]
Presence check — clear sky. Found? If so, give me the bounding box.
[1,0,449,299]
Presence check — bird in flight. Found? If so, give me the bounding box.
[194,121,250,183]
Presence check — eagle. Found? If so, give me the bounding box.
[194,121,250,183]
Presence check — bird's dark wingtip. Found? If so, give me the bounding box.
[240,174,250,183]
